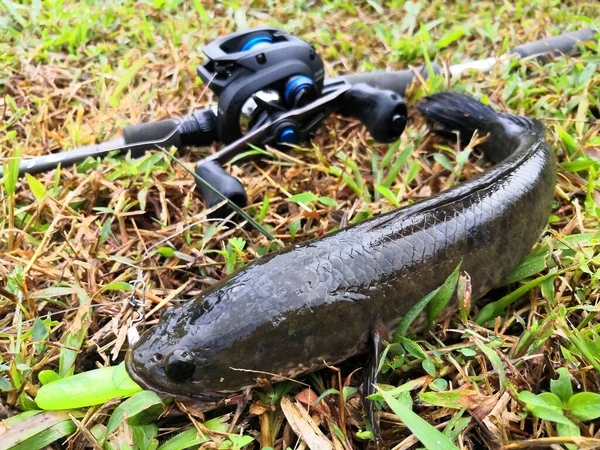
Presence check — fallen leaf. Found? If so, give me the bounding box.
[280,396,333,450]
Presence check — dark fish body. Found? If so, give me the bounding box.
[126,93,556,400]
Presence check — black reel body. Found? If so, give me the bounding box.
[198,27,325,145]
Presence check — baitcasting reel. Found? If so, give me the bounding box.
[197,27,326,143]
[192,27,407,217]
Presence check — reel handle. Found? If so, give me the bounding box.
[342,84,408,143]
[194,160,248,219]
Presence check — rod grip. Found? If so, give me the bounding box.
[122,120,182,157]
[121,109,219,156]
[512,28,597,60]
[337,64,442,96]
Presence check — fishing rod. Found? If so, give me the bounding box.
[1,27,596,220]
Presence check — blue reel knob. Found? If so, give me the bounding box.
[279,127,298,144]
[284,75,316,106]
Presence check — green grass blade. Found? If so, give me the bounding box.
[394,288,439,341]
[110,58,148,107]
[476,268,569,324]
[379,388,460,450]
[105,390,163,437]
[427,263,461,327]
[0,410,84,449]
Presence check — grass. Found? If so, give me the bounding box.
[0,0,599,449]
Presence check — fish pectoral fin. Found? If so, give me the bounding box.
[362,321,389,444]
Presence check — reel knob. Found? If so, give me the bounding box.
[285,75,318,107]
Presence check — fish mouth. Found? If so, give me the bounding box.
[125,351,226,403]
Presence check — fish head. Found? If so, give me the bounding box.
[125,298,241,401]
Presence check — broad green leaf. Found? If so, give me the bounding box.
[557,421,580,450]
[538,392,563,409]
[444,416,471,442]
[550,368,573,404]
[318,196,338,207]
[433,153,455,173]
[11,420,78,450]
[32,318,49,352]
[379,388,460,450]
[102,281,134,292]
[33,286,76,299]
[430,378,448,392]
[568,392,600,421]
[518,391,572,425]
[113,361,143,391]
[287,192,318,204]
[0,375,13,391]
[59,331,85,378]
[399,336,428,360]
[156,247,176,257]
[422,358,436,377]
[289,219,301,239]
[500,248,548,286]
[36,363,142,410]
[3,410,40,426]
[343,386,358,402]
[460,348,477,357]
[562,159,598,173]
[105,390,163,437]
[219,434,254,449]
[38,370,60,386]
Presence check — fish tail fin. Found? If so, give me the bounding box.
[417,92,537,162]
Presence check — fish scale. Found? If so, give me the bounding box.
[126,92,556,402]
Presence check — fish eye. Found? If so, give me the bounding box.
[164,350,195,382]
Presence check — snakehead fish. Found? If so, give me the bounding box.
[126,92,556,402]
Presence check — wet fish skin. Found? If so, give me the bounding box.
[126,92,556,400]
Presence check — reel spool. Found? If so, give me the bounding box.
[197,27,325,145]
